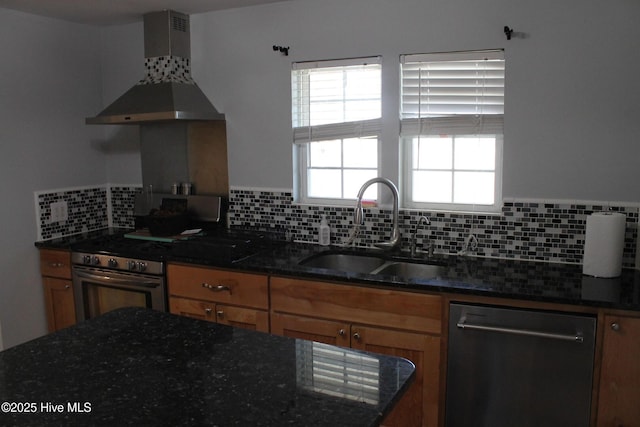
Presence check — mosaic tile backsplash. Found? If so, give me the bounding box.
[36,184,639,268]
[36,187,109,240]
[110,186,142,229]
[140,56,194,85]
[35,185,140,240]
[228,188,639,268]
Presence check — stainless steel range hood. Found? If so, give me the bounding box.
[86,10,224,125]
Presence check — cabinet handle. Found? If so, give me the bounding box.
[353,332,361,340]
[204,308,213,315]
[611,322,621,331]
[50,262,64,268]
[201,283,232,294]
[216,311,224,318]
[338,329,345,336]
[64,284,70,290]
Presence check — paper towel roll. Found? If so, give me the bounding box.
[582,212,626,278]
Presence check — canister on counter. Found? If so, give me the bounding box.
[182,182,192,195]
[171,183,180,195]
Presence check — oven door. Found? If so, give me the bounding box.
[72,265,166,322]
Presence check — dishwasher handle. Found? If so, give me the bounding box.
[457,316,584,343]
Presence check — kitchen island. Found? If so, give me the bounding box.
[0,307,415,426]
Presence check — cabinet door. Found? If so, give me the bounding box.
[170,297,269,333]
[169,296,216,322]
[351,324,440,427]
[597,315,640,427]
[42,277,76,332]
[216,304,269,333]
[271,313,350,347]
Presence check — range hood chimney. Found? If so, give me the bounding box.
[86,10,224,124]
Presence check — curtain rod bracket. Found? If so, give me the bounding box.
[504,26,514,40]
[273,45,290,56]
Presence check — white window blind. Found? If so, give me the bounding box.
[292,57,382,143]
[400,50,504,136]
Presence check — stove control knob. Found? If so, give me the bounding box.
[82,255,92,264]
[108,258,118,268]
[91,256,100,266]
[127,260,137,271]
[137,262,147,272]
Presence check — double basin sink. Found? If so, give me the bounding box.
[299,251,446,280]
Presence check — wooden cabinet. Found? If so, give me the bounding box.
[167,264,269,333]
[39,249,76,332]
[270,276,442,427]
[597,314,640,427]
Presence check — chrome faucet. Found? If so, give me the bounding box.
[353,177,400,250]
[411,215,432,257]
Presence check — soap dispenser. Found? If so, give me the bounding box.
[319,215,331,246]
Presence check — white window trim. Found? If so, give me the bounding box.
[400,50,504,212]
[401,134,503,213]
[292,56,382,205]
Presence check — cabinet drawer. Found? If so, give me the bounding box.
[271,276,442,334]
[167,264,268,309]
[39,249,72,279]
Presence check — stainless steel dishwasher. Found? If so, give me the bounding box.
[445,303,596,427]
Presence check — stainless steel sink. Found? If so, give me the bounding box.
[299,253,387,274]
[299,252,445,279]
[373,261,445,279]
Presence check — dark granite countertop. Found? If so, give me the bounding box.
[0,307,414,426]
[35,229,640,312]
[34,228,127,250]
[237,244,640,312]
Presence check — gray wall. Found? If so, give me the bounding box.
[0,9,105,347]
[96,0,640,201]
[185,0,640,201]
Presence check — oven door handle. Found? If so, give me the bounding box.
[74,271,160,288]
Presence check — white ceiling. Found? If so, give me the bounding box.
[0,0,294,25]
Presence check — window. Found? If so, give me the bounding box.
[292,57,381,204]
[400,50,505,211]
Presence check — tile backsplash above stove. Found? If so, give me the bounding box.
[35,184,639,268]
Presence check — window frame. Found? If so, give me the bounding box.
[292,57,382,206]
[399,50,505,213]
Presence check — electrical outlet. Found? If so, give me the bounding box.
[50,201,68,223]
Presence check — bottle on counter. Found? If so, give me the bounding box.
[319,215,331,246]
